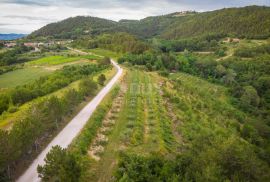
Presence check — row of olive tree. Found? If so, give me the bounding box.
[118,50,270,161]
[118,50,270,119]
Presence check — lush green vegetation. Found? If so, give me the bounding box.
[37,146,82,182]
[119,43,270,120]
[113,70,270,181]
[38,66,270,181]
[2,4,270,182]
[0,41,116,179]
[37,85,120,181]
[0,64,22,76]
[0,64,108,115]
[234,42,270,58]
[73,33,149,54]
[0,77,98,180]
[0,45,33,66]
[30,6,270,40]
[29,16,118,39]
[71,85,120,154]
[116,138,270,182]
[98,74,106,85]
[28,55,79,65]
[39,69,179,181]
[28,55,100,65]
[86,48,121,59]
[0,52,102,89]
[0,67,50,88]
[26,32,270,182]
[0,59,116,180]
[98,36,269,182]
[153,33,224,52]
[162,6,270,39]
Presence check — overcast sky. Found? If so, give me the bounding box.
[0,0,269,34]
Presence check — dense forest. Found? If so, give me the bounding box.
[29,16,119,39]
[72,32,149,54]
[162,6,270,39]
[29,6,270,40]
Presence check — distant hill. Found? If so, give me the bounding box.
[161,6,270,39]
[30,6,270,40]
[117,11,198,38]
[29,16,121,39]
[0,33,27,40]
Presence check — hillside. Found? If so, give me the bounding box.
[29,6,270,39]
[29,16,121,39]
[162,6,270,39]
[72,32,149,54]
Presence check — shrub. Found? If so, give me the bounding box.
[37,146,82,182]
[79,78,98,97]
[98,74,106,86]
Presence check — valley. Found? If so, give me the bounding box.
[0,4,269,182]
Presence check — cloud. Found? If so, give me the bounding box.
[0,23,25,26]
[1,0,52,6]
[3,15,54,22]
[0,0,269,33]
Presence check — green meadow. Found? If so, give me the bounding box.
[28,55,80,65]
[87,48,122,59]
[28,54,101,65]
[0,67,51,88]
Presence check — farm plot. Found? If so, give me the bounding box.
[28,55,100,65]
[124,70,176,153]
[81,69,177,182]
[28,55,79,65]
[0,67,51,88]
[161,72,248,145]
[87,48,122,59]
[88,84,126,161]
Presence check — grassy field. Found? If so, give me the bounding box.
[28,54,100,65]
[28,56,78,65]
[0,53,102,89]
[0,67,51,88]
[87,48,122,60]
